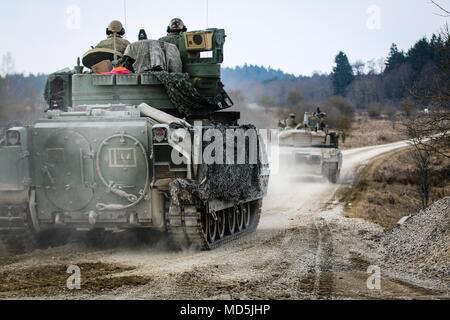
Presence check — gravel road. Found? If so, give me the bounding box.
[0,141,448,300]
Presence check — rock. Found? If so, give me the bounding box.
[378,197,450,290]
[397,215,412,226]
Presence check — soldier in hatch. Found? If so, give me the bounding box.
[159,18,188,47]
[96,20,131,54]
[314,108,327,131]
[285,114,299,129]
[278,114,299,130]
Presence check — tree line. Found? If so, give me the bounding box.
[0,29,448,127]
[339,31,450,111]
[0,73,47,125]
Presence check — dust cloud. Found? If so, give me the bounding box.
[261,149,333,230]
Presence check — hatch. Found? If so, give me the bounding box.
[42,130,94,211]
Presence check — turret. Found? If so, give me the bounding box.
[44,29,234,119]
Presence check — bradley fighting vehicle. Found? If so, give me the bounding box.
[279,111,342,183]
[0,28,270,254]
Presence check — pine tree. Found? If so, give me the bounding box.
[331,51,354,96]
[385,43,406,72]
[430,33,445,67]
[406,37,433,74]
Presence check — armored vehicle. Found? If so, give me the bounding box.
[279,111,342,183]
[0,28,270,254]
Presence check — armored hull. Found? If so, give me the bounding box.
[0,28,270,254]
[279,129,342,183]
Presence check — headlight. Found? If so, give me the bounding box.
[323,150,337,159]
[152,127,168,144]
[6,130,21,146]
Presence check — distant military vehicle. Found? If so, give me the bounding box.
[279,110,342,183]
[0,28,270,254]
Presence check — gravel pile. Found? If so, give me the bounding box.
[379,197,450,289]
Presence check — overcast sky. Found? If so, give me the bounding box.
[1,0,448,76]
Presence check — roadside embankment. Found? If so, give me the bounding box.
[343,118,404,150]
[343,147,450,228]
[379,197,450,290]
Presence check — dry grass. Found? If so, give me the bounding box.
[343,116,404,149]
[344,148,450,229]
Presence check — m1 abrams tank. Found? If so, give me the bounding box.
[0,28,270,254]
[279,111,342,183]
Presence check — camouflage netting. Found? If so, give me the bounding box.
[170,179,198,207]
[123,40,225,116]
[170,124,266,206]
[152,71,221,117]
[124,40,182,73]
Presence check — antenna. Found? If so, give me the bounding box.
[206,0,209,28]
[123,0,128,30]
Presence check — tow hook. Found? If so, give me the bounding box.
[89,211,98,225]
[55,213,65,225]
[129,212,139,225]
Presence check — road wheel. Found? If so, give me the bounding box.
[227,208,236,235]
[236,207,244,232]
[243,204,251,230]
[207,214,217,244]
[217,211,226,240]
[201,211,208,235]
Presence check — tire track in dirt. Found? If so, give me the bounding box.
[294,218,334,299]
[312,218,334,298]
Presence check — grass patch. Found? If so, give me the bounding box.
[344,117,404,149]
[344,147,450,229]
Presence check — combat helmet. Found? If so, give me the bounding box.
[107,20,126,36]
[167,18,187,34]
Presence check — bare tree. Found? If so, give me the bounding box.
[383,105,398,129]
[410,112,450,158]
[401,14,450,208]
[400,99,416,117]
[365,58,386,75]
[407,25,450,159]
[352,60,366,76]
[403,115,434,209]
[286,90,303,106]
[376,57,386,74]
[0,52,15,76]
[366,59,377,75]
[403,109,450,209]
[323,96,355,138]
[431,0,450,17]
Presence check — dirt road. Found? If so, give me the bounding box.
[0,141,447,299]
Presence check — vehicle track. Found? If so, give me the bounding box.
[312,218,334,298]
[0,205,36,256]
